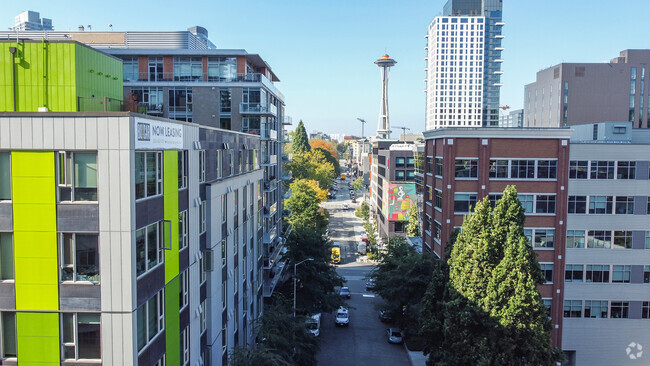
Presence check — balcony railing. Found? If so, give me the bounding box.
[240,103,277,116]
[134,102,164,115]
[263,260,286,297]
[261,154,278,166]
[281,153,292,162]
[261,127,278,140]
[282,116,293,125]
[124,72,271,84]
[282,172,292,181]
[263,226,278,244]
[78,96,124,112]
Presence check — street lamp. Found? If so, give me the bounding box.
[293,258,314,317]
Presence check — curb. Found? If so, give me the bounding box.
[402,342,414,366]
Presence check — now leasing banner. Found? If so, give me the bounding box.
[135,117,184,150]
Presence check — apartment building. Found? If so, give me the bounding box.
[562,122,650,366]
[498,108,523,128]
[524,50,650,129]
[422,127,572,348]
[425,0,504,130]
[11,10,53,31]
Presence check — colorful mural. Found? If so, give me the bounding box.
[383,182,416,221]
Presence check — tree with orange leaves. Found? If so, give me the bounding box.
[310,139,338,160]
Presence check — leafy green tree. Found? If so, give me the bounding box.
[405,203,421,237]
[228,346,292,366]
[313,147,340,177]
[363,218,378,250]
[281,227,346,315]
[285,179,328,232]
[355,201,369,220]
[351,177,364,192]
[287,150,335,190]
[291,121,311,154]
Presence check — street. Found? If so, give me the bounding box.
[316,179,410,366]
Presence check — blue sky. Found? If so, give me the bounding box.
[4,1,649,136]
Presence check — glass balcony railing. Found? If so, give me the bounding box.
[282,116,293,125]
[240,103,277,116]
[261,154,277,166]
[124,72,271,83]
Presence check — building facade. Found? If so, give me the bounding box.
[0,113,265,365]
[425,0,504,130]
[524,50,650,129]
[562,122,650,366]
[422,127,572,348]
[498,108,523,128]
[12,11,52,31]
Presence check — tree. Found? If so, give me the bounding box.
[229,346,292,366]
[302,179,328,202]
[291,120,310,154]
[312,147,340,177]
[405,203,421,237]
[355,201,369,220]
[287,150,336,191]
[351,177,364,192]
[310,139,338,160]
[285,179,328,231]
[422,186,562,365]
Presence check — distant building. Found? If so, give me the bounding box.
[425,0,504,130]
[499,108,523,127]
[524,50,650,128]
[12,10,52,31]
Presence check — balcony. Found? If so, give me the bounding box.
[125,72,270,84]
[282,116,293,126]
[283,187,292,200]
[264,202,278,218]
[240,103,277,116]
[282,172,292,181]
[261,127,278,141]
[495,22,505,26]
[263,225,278,244]
[263,260,286,298]
[134,102,164,116]
[281,153,293,162]
[261,154,278,167]
[78,96,124,112]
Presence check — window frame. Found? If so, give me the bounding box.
[60,312,101,361]
[454,158,478,179]
[585,264,610,283]
[540,263,554,283]
[137,290,165,353]
[59,233,100,283]
[179,270,189,311]
[0,233,14,281]
[0,312,16,359]
[135,151,163,201]
[57,151,99,202]
[0,152,11,201]
[135,222,165,278]
[565,264,584,282]
[453,193,478,214]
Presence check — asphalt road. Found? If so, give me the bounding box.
[316,180,410,366]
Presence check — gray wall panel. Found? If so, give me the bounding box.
[634,196,647,215]
[636,161,649,180]
[135,196,165,229]
[59,284,101,311]
[0,203,12,231]
[629,300,642,319]
[631,265,644,284]
[57,204,99,232]
[633,231,646,249]
[0,282,15,310]
[136,264,165,308]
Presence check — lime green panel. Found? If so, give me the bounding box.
[11,152,58,311]
[163,151,179,284]
[16,312,60,364]
[74,43,123,111]
[165,278,181,366]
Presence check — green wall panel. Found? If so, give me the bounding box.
[163,151,179,283]
[164,278,180,366]
[16,309,60,364]
[74,43,123,111]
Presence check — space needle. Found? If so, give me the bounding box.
[374,54,396,139]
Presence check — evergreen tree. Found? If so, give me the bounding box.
[291,120,311,154]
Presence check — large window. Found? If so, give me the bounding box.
[610,301,629,318]
[61,313,101,360]
[220,89,232,113]
[395,157,405,167]
[57,152,98,202]
[537,160,557,179]
[616,161,635,179]
[181,326,189,366]
[563,300,582,318]
[0,152,10,201]
[590,161,615,179]
[586,265,609,282]
[615,196,634,215]
[0,233,13,280]
[533,229,555,248]
[168,88,193,122]
[488,159,508,178]
[565,264,583,282]
[510,160,535,179]
[179,211,188,250]
[130,87,164,114]
[136,222,164,277]
[569,160,588,179]
[173,57,203,81]
[613,231,632,249]
[518,195,534,213]
[1,312,16,358]
[566,230,585,248]
[137,290,165,352]
[587,230,611,249]
[588,196,612,214]
[454,159,478,178]
[584,300,608,318]
[199,200,206,234]
[535,195,556,214]
[135,152,163,200]
[59,233,99,282]
[180,269,189,311]
[434,190,443,209]
[643,302,650,319]
[199,150,206,183]
[540,263,554,283]
[568,196,587,214]
[208,57,237,82]
[122,57,139,82]
[454,193,477,213]
[435,157,443,176]
[612,265,631,283]
[178,151,188,189]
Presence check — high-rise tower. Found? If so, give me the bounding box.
[375,54,396,139]
[425,0,504,130]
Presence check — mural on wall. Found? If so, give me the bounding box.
[383,182,416,221]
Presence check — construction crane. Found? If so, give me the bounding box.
[357,118,366,138]
[392,126,411,141]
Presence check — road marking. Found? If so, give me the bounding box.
[362,294,375,298]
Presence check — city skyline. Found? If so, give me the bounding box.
[3,0,649,136]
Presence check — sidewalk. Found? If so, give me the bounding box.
[404,345,427,366]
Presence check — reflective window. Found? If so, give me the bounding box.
[59,233,99,282]
[135,152,163,200]
[57,152,98,202]
[0,233,13,280]
[61,313,101,360]
[0,152,11,200]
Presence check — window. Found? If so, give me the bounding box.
[222,195,227,224]
[615,196,634,215]
[644,266,650,284]
[590,161,615,179]
[643,302,650,319]
[535,195,556,214]
[569,160,588,179]
[199,150,205,183]
[565,264,583,282]
[518,195,534,213]
[617,161,635,179]
[434,221,442,242]
[488,159,508,178]
[533,229,555,248]
[406,157,415,168]
[200,300,207,334]
[178,151,188,189]
[566,230,585,248]
[434,190,443,209]
[395,157,405,167]
[587,231,611,249]
[563,300,582,318]
[510,160,535,179]
[229,151,234,176]
[135,152,163,200]
[613,231,632,249]
[208,57,237,82]
[396,170,405,180]
[173,56,202,81]
[454,159,478,178]
[0,233,13,280]
[612,265,631,283]
[60,313,101,361]
[180,270,189,310]
[222,280,227,309]
[588,196,612,214]
[57,152,98,201]
[136,222,164,277]
[200,253,207,285]
[540,263,553,283]
[123,56,139,81]
[178,210,189,250]
[536,160,557,179]
[568,196,587,214]
[168,88,193,122]
[137,290,165,351]
[221,240,227,267]
[59,233,99,282]
[584,300,608,318]
[0,152,10,201]
[586,265,610,283]
[454,193,477,213]
[647,231,650,249]
[233,189,239,217]
[199,200,206,234]
[435,157,443,176]
[610,301,629,318]
[542,299,552,317]
[1,312,16,358]
[181,327,189,366]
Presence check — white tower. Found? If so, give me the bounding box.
[375,54,396,139]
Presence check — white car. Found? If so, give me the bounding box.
[335,307,350,326]
[343,203,349,210]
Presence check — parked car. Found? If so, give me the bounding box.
[306,313,321,336]
[365,278,375,290]
[351,198,357,203]
[379,309,394,323]
[339,287,351,299]
[386,328,403,344]
[343,203,349,210]
[335,307,350,327]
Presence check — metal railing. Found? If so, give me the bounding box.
[240,103,277,116]
[123,72,271,84]
[78,96,124,112]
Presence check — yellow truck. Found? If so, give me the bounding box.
[340,173,346,180]
[331,242,341,264]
